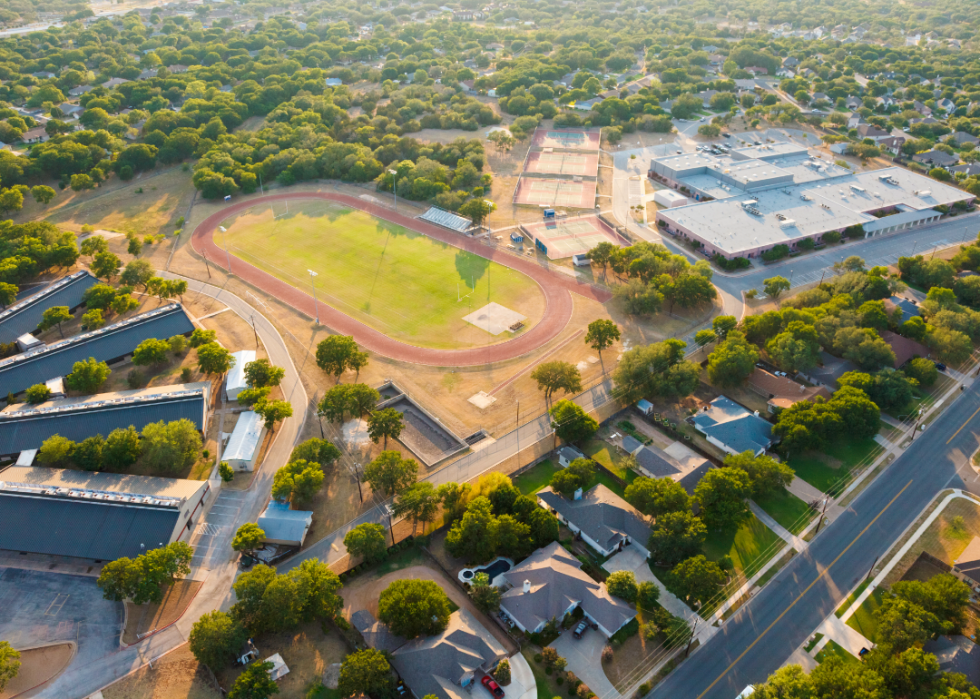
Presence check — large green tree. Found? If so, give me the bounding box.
[363,450,418,498]
[338,649,393,699]
[316,335,368,380]
[531,361,583,404]
[189,610,247,671]
[624,476,690,519]
[612,339,699,404]
[584,319,620,371]
[367,407,404,448]
[65,357,111,394]
[141,419,202,474]
[445,496,497,563]
[378,579,452,638]
[228,661,279,699]
[271,459,325,504]
[647,511,706,566]
[694,468,752,530]
[670,555,726,607]
[344,523,388,562]
[549,399,599,445]
[707,331,758,388]
[724,452,794,499]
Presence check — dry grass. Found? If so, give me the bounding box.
[102,644,221,699]
[603,617,666,693]
[122,579,203,645]
[0,643,74,699]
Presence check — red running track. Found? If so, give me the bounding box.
[191,192,612,367]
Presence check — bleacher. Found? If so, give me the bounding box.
[419,206,473,233]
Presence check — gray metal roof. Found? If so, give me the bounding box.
[0,304,194,394]
[0,389,207,456]
[693,396,773,454]
[0,271,98,344]
[0,491,180,559]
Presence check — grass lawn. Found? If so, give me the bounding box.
[788,438,880,494]
[815,639,858,664]
[514,460,560,495]
[835,579,871,618]
[222,201,542,348]
[583,438,636,481]
[703,513,785,577]
[753,489,817,535]
[845,587,886,641]
[522,647,562,699]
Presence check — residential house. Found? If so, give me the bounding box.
[573,97,602,111]
[951,163,980,177]
[951,131,979,147]
[812,92,829,103]
[537,484,652,557]
[168,64,189,74]
[876,96,896,109]
[910,116,940,127]
[883,296,920,324]
[776,68,795,79]
[351,610,406,652]
[913,101,933,117]
[747,369,832,413]
[621,435,710,493]
[953,536,980,584]
[937,98,957,113]
[138,69,158,80]
[21,126,49,144]
[692,396,774,456]
[68,85,93,97]
[846,112,864,129]
[55,103,84,119]
[782,56,800,69]
[745,66,768,75]
[857,123,891,141]
[802,351,859,389]
[101,77,129,89]
[912,150,960,169]
[880,330,930,368]
[498,541,635,638]
[845,96,863,110]
[922,636,980,687]
[325,77,343,87]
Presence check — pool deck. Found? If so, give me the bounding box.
[458,557,514,585]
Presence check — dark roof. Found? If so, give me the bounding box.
[923,636,980,687]
[0,304,194,394]
[808,351,860,386]
[692,396,773,454]
[0,271,98,344]
[351,610,407,653]
[622,435,710,491]
[0,383,208,457]
[880,330,930,368]
[538,484,651,551]
[911,150,959,167]
[954,536,980,583]
[0,490,180,559]
[884,295,919,324]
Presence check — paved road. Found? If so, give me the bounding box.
[650,376,980,699]
[37,276,306,699]
[279,378,615,571]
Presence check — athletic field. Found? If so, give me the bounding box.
[219,201,542,349]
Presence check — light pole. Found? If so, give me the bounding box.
[911,406,924,441]
[307,269,319,324]
[484,199,494,238]
[388,169,398,211]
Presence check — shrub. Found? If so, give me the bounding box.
[601,646,613,663]
[639,682,652,695]
[576,683,592,699]
[181,367,193,382]
[127,369,146,389]
[534,654,542,664]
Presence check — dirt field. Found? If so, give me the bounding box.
[102,644,221,699]
[122,579,203,645]
[0,642,74,699]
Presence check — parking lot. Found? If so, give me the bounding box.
[0,566,123,667]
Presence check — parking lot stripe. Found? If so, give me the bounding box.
[44,593,69,616]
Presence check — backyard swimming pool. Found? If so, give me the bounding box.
[458,557,513,585]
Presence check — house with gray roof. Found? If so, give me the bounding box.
[257,500,312,547]
[883,295,919,324]
[557,445,585,468]
[499,541,634,638]
[538,484,651,557]
[923,636,980,687]
[351,610,407,653]
[692,396,773,456]
[391,609,507,699]
[0,304,194,394]
[0,271,98,345]
[621,435,711,493]
[802,351,860,389]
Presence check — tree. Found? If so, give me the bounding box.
[767,322,822,373]
[585,319,620,371]
[74,434,104,470]
[290,438,341,470]
[612,340,699,404]
[254,399,293,431]
[763,276,791,302]
[549,399,598,444]
[694,329,717,347]
[707,331,759,388]
[38,434,75,465]
[220,461,234,482]
[725,452,794,499]
[636,581,660,612]
[624,476,691,519]
[367,407,404,448]
[892,573,971,635]
[272,459,325,503]
[120,259,155,290]
[392,481,439,534]
[606,571,638,603]
[0,188,23,215]
[111,292,140,316]
[0,642,20,693]
[141,419,202,474]
[80,235,109,258]
[494,658,511,685]
[25,383,52,404]
[531,361,582,404]
[378,579,451,638]
[197,342,234,376]
[458,198,495,226]
[347,384,380,417]
[91,250,122,281]
[469,572,501,613]
[82,308,105,330]
[65,357,111,393]
[39,306,72,338]
[694,468,752,530]
[232,565,298,634]
[318,384,353,423]
[344,523,388,562]
[228,661,279,699]
[133,338,171,366]
[364,450,418,497]
[904,357,938,388]
[647,511,707,566]
[445,496,497,563]
[98,542,193,605]
[438,482,471,523]
[670,555,726,607]
[233,523,266,556]
[0,282,15,309]
[189,329,216,347]
[291,558,343,624]
[316,335,368,380]
[752,665,815,699]
[338,649,393,699]
[244,359,285,388]
[874,597,935,653]
[31,185,56,206]
[550,458,595,497]
[189,610,247,671]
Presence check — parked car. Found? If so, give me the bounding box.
[482,675,504,697]
[935,362,948,372]
[573,620,589,639]
[396,681,408,697]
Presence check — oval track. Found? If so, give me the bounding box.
[191,192,611,366]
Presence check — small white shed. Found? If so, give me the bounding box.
[224,410,265,471]
[225,349,256,401]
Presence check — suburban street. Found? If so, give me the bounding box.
[34,275,307,699]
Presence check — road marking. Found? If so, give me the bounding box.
[946,403,980,444]
[44,593,69,616]
[695,480,913,699]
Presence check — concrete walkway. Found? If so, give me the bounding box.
[786,476,823,505]
[553,629,620,699]
[508,652,536,699]
[748,501,806,553]
[811,613,872,657]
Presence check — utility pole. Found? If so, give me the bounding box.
[388,169,398,211]
[815,498,829,534]
[385,504,395,545]
[351,462,363,503]
[250,314,258,349]
[685,616,699,657]
[202,249,212,279]
[308,269,319,324]
[911,407,924,441]
[865,554,879,581]
[313,391,324,438]
[515,401,520,469]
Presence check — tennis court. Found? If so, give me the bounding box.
[529,127,602,151]
[514,178,596,208]
[520,214,621,259]
[524,150,600,177]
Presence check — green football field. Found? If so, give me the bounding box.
[219,200,541,348]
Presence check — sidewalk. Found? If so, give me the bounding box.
[748,501,806,552]
[811,614,872,657]
[787,476,823,505]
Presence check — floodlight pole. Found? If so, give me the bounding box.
[388,169,398,212]
[307,269,319,324]
[202,249,212,279]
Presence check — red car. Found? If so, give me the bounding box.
[482,675,504,697]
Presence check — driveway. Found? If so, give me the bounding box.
[0,567,123,667]
[553,628,620,699]
[603,549,695,622]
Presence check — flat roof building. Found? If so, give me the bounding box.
[0,465,210,560]
[226,349,255,401]
[0,304,195,394]
[224,410,265,471]
[258,500,312,547]
[650,143,974,260]
[0,382,211,458]
[0,271,98,344]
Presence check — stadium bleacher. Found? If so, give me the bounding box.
[419,206,473,233]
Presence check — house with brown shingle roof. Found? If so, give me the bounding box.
[747,369,832,413]
[880,330,930,368]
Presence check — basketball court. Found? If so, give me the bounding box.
[529,128,601,151]
[520,214,622,260]
[513,178,596,208]
[524,150,600,177]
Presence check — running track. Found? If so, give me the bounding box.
[191,192,612,366]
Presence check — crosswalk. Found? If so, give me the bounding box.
[188,489,246,568]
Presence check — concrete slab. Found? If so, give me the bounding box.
[468,391,496,409]
[553,628,621,699]
[507,651,536,699]
[463,303,527,335]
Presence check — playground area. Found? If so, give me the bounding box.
[529,127,602,151]
[524,150,600,177]
[520,214,622,259]
[513,178,597,208]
